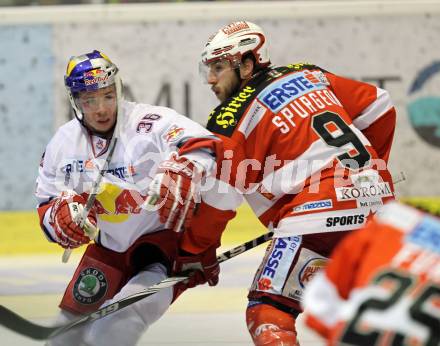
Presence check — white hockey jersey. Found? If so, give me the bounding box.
[36,100,219,252]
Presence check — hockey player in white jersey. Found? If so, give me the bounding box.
[36,50,222,345]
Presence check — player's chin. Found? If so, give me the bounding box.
[216,91,227,103]
[89,121,115,136]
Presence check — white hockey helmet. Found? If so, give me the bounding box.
[200,21,270,81]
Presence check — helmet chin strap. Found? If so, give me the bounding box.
[68,92,86,125]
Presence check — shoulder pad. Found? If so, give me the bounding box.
[285,62,327,72]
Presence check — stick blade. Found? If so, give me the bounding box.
[0,305,57,340]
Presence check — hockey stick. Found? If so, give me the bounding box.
[62,137,117,263]
[0,231,273,340]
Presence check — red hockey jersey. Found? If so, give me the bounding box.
[183,63,396,253]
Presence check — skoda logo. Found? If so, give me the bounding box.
[407,61,440,147]
[73,267,108,305]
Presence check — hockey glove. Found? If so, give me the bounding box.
[146,153,203,232]
[172,246,220,288]
[50,191,97,249]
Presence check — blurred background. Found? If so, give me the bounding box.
[0,0,439,344]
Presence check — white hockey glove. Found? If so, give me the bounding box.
[145,153,203,232]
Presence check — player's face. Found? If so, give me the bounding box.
[206,59,240,102]
[77,85,117,135]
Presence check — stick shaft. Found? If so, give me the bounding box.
[62,137,118,263]
[1,231,273,340]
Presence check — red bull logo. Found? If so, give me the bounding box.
[84,69,109,86]
[84,69,105,77]
[114,189,144,214]
[85,76,109,86]
[164,125,184,143]
[298,258,327,288]
[93,184,146,223]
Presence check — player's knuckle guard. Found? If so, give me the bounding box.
[49,192,92,248]
[149,153,205,231]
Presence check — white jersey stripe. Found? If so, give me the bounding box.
[238,100,267,139]
[261,138,348,197]
[353,88,394,130]
[42,205,58,242]
[201,177,244,211]
[245,189,277,217]
[274,208,370,237]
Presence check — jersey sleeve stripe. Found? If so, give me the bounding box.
[260,138,354,197]
[237,100,267,139]
[245,189,279,217]
[201,177,244,211]
[352,88,394,130]
[41,205,58,242]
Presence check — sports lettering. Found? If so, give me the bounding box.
[293,199,333,213]
[263,75,314,109]
[62,160,86,174]
[299,258,327,286]
[271,90,342,134]
[336,183,393,201]
[222,21,250,35]
[262,238,288,278]
[91,302,119,320]
[85,75,109,86]
[106,167,129,180]
[137,114,161,134]
[61,160,135,180]
[326,214,365,227]
[73,267,108,305]
[215,86,256,128]
[260,70,331,113]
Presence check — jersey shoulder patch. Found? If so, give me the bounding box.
[206,66,302,137]
[257,64,331,113]
[285,62,327,73]
[207,84,262,137]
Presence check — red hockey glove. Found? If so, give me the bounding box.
[146,153,203,232]
[49,191,97,249]
[172,246,220,288]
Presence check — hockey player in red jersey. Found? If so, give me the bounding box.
[303,201,440,346]
[36,50,222,345]
[176,21,397,345]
